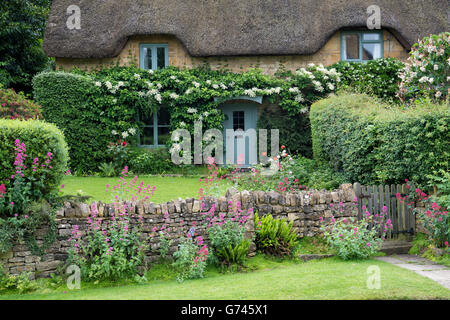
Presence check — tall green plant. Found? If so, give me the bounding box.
[254,213,298,257]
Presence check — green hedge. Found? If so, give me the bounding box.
[331,58,404,103]
[310,93,450,185]
[0,119,69,194]
[33,71,136,172]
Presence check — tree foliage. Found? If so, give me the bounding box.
[0,0,52,93]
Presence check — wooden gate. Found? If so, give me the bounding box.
[353,183,415,239]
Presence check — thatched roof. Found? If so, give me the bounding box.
[43,0,448,59]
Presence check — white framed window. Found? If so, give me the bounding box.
[138,108,170,148]
[139,44,169,70]
[341,31,383,62]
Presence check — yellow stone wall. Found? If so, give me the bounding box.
[55,30,409,73]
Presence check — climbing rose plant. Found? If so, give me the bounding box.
[398,32,450,102]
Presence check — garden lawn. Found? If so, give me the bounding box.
[60,176,230,204]
[1,257,449,300]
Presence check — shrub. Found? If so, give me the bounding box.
[398,32,449,103]
[0,120,69,200]
[128,147,174,175]
[206,203,252,266]
[257,100,312,157]
[331,58,404,102]
[320,203,393,260]
[172,234,209,283]
[0,270,37,294]
[310,93,450,185]
[254,213,298,257]
[398,182,449,249]
[67,171,155,281]
[33,71,137,173]
[67,203,148,281]
[0,88,41,120]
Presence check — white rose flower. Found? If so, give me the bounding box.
[169,93,179,100]
[122,131,129,138]
[95,81,102,87]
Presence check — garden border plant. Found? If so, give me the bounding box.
[0,120,69,256]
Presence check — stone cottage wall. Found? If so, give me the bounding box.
[55,30,408,74]
[0,185,357,278]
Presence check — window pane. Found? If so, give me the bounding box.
[363,33,381,41]
[157,47,166,69]
[144,48,152,70]
[140,112,154,125]
[344,34,359,60]
[233,111,245,131]
[362,43,382,60]
[158,108,170,125]
[158,126,170,145]
[141,127,154,145]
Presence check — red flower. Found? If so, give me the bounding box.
[122,141,127,147]
[0,183,5,197]
[281,145,285,150]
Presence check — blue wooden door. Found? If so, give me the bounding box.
[220,104,258,166]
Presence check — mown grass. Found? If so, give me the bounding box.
[60,175,232,204]
[1,255,448,300]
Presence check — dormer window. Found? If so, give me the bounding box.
[139,44,169,70]
[341,31,383,62]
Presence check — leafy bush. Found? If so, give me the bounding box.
[67,170,155,281]
[425,169,450,210]
[0,0,51,93]
[310,93,450,185]
[398,182,449,249]
[0,120,69,203]
[0,88,41,120]
[172,234,208,283]
[33,71,136,173]
[254,213,298,257]
[398,32,449,103]
[128,147,174,174]
[207,205,252,266]
[67,204,147,281]
[320,204,393,260]
[257,107,312,157]
[0,268,37,294]
[331,58,404,102]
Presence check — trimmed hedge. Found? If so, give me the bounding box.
[33,71,136,172]
[310,93,450,185]
[0,119,69,194]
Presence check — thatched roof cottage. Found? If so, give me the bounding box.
[44,0,447,73]
[42,0,448,163]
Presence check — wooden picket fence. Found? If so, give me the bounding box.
[353,183,416,239]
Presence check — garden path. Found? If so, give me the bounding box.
[375,254,450,289]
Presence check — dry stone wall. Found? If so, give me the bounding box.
[0,185,357,278]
